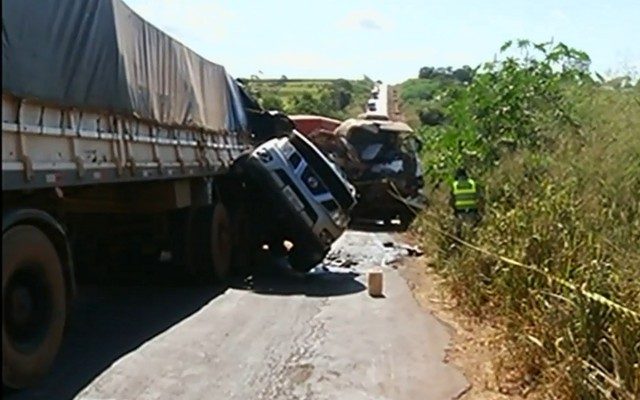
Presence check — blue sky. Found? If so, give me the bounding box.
[126,0,639,84]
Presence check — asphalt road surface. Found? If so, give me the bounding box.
[6,230,468,400]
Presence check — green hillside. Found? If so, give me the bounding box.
[241,77,374,120]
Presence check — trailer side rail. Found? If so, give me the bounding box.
[2,95,252,191]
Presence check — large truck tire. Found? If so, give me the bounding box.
[209,202,232,281]
[187,202,232,283]
[229,203,260,277]
[397,208,415,232]
[2,225,66,389]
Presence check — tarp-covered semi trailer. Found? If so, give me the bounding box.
[2,0,261,388]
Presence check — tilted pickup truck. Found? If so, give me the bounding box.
[240,130,356,272]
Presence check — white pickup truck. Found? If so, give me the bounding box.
[241,130,356,272]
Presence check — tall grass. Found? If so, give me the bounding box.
[413,42,640,399]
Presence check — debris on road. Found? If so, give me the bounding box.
[403,245,424,257]
[334,259,358,269]
[324,249,359,269]
[381,241,424,257]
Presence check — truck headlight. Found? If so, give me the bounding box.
[330,210,348,227]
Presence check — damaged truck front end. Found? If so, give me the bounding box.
[337,119,425,228]
[290,116,425,230]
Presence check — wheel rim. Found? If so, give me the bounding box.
[4,265,52,354]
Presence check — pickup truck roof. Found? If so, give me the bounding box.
[2,0,243,132]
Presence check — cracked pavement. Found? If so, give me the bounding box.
[7,230,468,400]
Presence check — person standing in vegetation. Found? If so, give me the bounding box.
[450,167,481,237]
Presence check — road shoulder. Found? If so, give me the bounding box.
[395,237,523,400]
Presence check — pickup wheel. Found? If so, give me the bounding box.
[2,225,66,389]
[188,202,233,283]
[289,245,325,273]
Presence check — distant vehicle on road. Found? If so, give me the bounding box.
[371,86,380,99]
[367,99,377,111]
[358,112,390,121]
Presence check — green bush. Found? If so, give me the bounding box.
[415,40,640,399]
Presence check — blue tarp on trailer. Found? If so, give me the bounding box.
[2,0,246,132]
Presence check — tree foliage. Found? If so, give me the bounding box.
[419,65,474,84]
[414,40,640,399]
[420,40,592,183]
[261,94,285,111]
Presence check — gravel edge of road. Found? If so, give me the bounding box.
[394,233,525,400]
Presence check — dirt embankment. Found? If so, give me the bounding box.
[387,85,405,123]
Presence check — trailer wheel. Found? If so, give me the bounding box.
[230,203,259,276]
[2,225,66,389]
[209,202,232,282]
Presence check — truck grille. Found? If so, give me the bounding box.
[290,134,355,211]
[274,169,318,223]
[302,166,328,196]
[288,152,302,169]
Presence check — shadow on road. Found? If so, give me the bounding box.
[5,271,226,400]
[4,260,366,400]
[233,268,366,297]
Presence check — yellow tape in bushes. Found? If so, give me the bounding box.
[387,182,640,321]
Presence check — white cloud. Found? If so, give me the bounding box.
[338,10,394,31]
[126,0,234,43]
[549,8,568,22]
